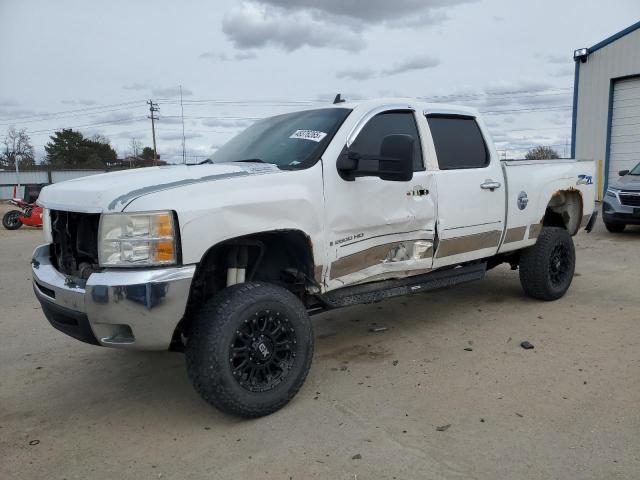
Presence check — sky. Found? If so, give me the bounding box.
[1,0,639,163]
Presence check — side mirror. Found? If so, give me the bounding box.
[619,169,629,176]
[337,134,414,182]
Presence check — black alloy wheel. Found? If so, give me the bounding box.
[229,309,297,393]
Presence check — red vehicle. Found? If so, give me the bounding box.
[2,198,43,230]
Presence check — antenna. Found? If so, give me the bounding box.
[180,85,186,164]
[333,93,346,104]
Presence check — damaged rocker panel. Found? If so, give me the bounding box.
[330,240,433,280]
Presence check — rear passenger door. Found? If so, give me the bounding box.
[426,114,505,267]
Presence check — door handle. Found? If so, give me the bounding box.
[480,180,501,191]
[408,186,429,197]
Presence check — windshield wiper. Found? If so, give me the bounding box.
[233,158,266,163]
[198,158,266,165]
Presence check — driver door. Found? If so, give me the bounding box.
[323,108,436,289]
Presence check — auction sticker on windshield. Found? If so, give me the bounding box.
[290,130,327,142]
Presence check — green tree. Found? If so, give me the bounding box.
[525,146,560,160]
[141,146,159,161]
[44,129,117,168]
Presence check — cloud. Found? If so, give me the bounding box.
[158,131,203,141]
[257,0,474,23]
[201,118,254,128]
[94,111,138,125]
[0,99,20,107]
[151,86,194,97]
[122,83,148,91]
[544,54,571,64]
[156,117,185,125]
[61,99,96,106]
[382,54,440,75]
[314,92,367,102]
[483,80,554,96]
[336,67,377,81]
[0,107,37,118]
[336,54,440,80]
[223,2,365,52]
[199,51,258,61]
[551,66,575,78]
[222,1,475,52]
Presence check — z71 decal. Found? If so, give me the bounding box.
[577,174,593,185]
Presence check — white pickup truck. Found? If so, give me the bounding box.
[32,98,597,417]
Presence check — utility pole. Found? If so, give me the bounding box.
[147,100,159,166]
[180,85,186,164]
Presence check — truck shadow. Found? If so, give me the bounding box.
[25,267,565,426]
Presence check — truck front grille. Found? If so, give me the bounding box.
[50,210,101,278]
[619,193,640,207]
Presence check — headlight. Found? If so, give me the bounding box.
[605,188,620,199]
[98,211,178,267]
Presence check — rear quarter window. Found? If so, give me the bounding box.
[426,115,489,170]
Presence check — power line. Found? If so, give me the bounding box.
[1,88,574,125]
[25,116,148,134]
[0,100,146,124]
[481,105,572,115]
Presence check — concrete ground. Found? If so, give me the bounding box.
[1,202,639,480]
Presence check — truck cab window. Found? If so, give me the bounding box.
[426,115,489,170]
[351,111,424,171]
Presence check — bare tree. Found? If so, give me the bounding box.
[1,127,35,169]
[91,134,112,145]
[525,146,560,160]
[128,138,143,168]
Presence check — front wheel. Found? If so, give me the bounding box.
[604,222,625,233]
[186,282,314,418]
[2,210,22,230]
[519,227,576,301]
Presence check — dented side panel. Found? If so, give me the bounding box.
[322,104,438,290]
[126,163,327,271]
[498,159,596,254]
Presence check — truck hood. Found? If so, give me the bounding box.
[38,162,282,213]
[610,174,640,191]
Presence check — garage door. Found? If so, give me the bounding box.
[609,77,640,183]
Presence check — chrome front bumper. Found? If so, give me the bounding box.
[31,244,195,350]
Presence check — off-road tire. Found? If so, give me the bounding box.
[519,227,575,301]
[2,210,22,230]
[185,282,314,418]
[604,222,625,233]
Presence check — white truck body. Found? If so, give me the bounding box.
[32,97,597,417]
[38,99,595,294]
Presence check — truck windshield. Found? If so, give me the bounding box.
[207,108,351,169]
[630,162,640,175]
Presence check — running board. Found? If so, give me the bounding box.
[321,262,487,308]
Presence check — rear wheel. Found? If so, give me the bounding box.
[519,227,575,301]
[604,222,625,233]
[2,210,22,230]
[186,282,314,418]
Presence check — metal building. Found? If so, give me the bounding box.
[572,20,640,196]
